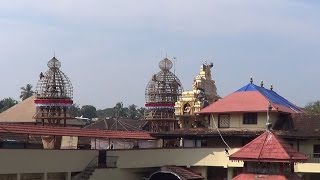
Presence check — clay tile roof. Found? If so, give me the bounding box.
[229,131,307,162]
[84,118,147,131]
[233,173,302,180]
[0,123,155,140]
[199,83,303,114]
[161,166,203,180]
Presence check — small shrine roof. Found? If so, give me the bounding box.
[233,173,302,180]
[229,131,307,162]
[161,166,204,180]
[198,83,303,114]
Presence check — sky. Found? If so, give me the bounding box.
[0,0,320,109]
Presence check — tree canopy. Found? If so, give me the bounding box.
[304,100,320,114]
[0,97,18,113]
[20,84,34,101]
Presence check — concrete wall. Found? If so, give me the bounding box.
[0,149,98,174]
[90,169,141,180]
[211,112,278,129]
[108,148,243,168]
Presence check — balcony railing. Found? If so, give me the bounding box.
[306,153,320,163]
[107,156,118,168]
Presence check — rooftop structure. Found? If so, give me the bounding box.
[175,62,219,129]
[229,131,307,180]
[33,56,74,126]
[199,79,303,114]
[144,57,183,132]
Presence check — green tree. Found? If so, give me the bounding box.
[20,84,34,101]
[80,105,97,119]
[114,102,128,118]
[137,107,146,119]
[0,98,18,113]
[69,104,81,117]
[304,100,320,114]
[128,104,139,119]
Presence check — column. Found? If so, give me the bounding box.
[43,172,47,180]
[66,172,72,180]
[16,173,21,180]
[227,167,234,180]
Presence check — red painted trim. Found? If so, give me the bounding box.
[34,99,73,104]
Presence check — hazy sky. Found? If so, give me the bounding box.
[1,0,320,109]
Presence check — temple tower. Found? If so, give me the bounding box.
[145,57,183,132]
[175,62,219,129]
[33,56,74,127]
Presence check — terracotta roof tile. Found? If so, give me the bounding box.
[229,131,307,162]
[0,123,155,140]
[233,173,302,180]
[162,166,203,180]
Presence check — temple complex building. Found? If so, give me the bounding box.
[230,130,307,179]
[175,62,219,129]
[144,57,183,132]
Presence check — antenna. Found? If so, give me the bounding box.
[173,57,176,75]
[266,102,272,131]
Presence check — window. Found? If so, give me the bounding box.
[243,113,257,124]
[218,114,230,128]
[313,144,320,158]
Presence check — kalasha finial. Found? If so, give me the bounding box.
[159,57,173,71]
[270,84,273,91]
[260,80,264,87]
[250,77,253,84]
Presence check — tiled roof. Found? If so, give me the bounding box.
[161,166,203,180]
[274,113,320,138]
[154,128,265,138]
[199,83,303,114]
[84,118,147,131]
[0,123,155,140]
[229,131,307,162]
[233,173,302,180]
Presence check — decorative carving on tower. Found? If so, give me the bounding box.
[145,57,183,132]
[33,56,74,127]
[175,62,219,129]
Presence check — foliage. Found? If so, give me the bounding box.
[96,102,145,120]
[79,105,97,119]
[20,84,34,101]
[0,97,18,113]
[69,104,81,117]
[304,100,320,114]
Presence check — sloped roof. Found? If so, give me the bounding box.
[0,123,155,140]
[199,83,303,114]
[233,173,302,180]
[84,118,147,131]
[229,131,307,162]
[0,95,36,123]
[161,166,203,180]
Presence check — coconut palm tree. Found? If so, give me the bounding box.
[20,84,34,101]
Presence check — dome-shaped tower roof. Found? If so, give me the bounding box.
[145,58,183,105]
[35,56,73,99]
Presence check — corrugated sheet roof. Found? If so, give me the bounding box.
[199,83,303,114]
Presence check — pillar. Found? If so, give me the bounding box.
[227,167,234,180]
[17,173,21,180]
[43,172,47,180]
[66,172,72,180]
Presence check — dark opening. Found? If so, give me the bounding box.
[149,172,180,180]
